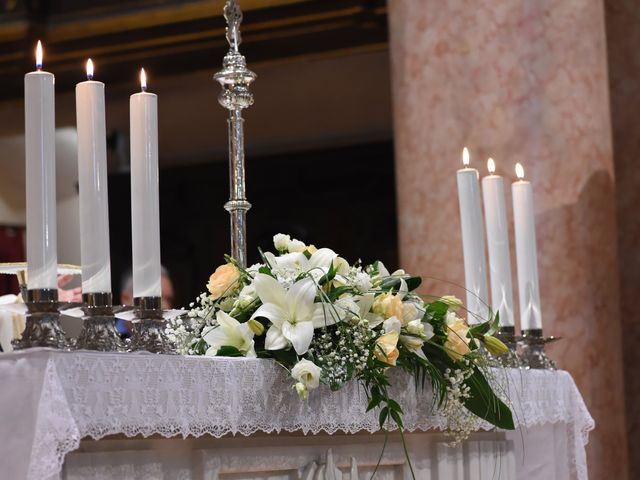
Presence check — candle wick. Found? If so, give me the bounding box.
[141,85,147,92]
[87,74,93,80]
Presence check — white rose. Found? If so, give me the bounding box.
[291,359,321,390]
[287,238,307,253]
[273,233,291,252]
[405,319,424,336]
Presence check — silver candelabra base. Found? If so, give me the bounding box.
[75,293,125,352]
[519,329,559,370]
[12,289,69,350]
[129,296,174,354]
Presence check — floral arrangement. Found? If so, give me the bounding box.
[168,234,514,446]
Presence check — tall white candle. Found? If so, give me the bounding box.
[76,59,112,294]
[512,163,542,331]
[130,69,161,299]
[481,158,514,327]
[25,41,58,290]
[456,147,489,324]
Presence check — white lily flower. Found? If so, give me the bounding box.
[309,248,350,275]
[251,274,321,355]
[203,310,256,357]
[312,294,361,328]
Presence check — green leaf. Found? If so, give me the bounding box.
[425,301,449,319]
[390,409,404,429]
[387,398,404,414]
[318,261,337,286]
[328,286,354,302]
[463,367,514,430]
[405,276,422,292]
[216,345,244,357]
[367,397,381,412]
[379,407,389,427]
[258,266,272,276]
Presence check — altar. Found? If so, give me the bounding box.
[0,349,594,480]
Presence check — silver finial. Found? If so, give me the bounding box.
[214,0,256,268]
[224,0,243,52]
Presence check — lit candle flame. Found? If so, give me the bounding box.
[487,158,496,174]
[86,59,94,80]
[35,40,43,69]
[140,68,147,91]
[462,147,470,166]
[515,162,525,180]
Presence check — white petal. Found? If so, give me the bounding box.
[398,278,408,300]
[286,278,317,321]
[216,310,241,333]
[356,294,375,318]
[311,303,339,329]
[309,248,338,269]
[274,252,310,270]
[383,316,402,334]
[253,273,287,307]
[265,325,289,350]
[281,320,314,355]
[202,326,229,348]
[366,313,385,328]
[423,322,435,340]
[251,302,288,328]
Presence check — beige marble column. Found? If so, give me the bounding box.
[605,1,640,478]
[388,1,628,478]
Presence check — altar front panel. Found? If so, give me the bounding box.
[63,432,516,480]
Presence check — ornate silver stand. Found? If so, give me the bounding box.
[75,293,125,351]
[129,296,174,354]
[214,0,255,268]
[12,288,68,350]
[494,326,522,368]
[519,329,558,370]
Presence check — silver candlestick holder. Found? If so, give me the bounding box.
[129,296,174,354]
[12,288,69,350]
[214,0,255,269]
[494,326,522,368]
[75,292,125,352]
[519,329,559,370]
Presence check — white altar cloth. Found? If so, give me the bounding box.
[0,349,594,480]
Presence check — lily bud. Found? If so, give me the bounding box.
[440,295,464,309]
[294,382,309,400]
[248,319,265,336]
[483,335,509,357]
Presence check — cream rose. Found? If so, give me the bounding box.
[207,263,240,300]
[291,359,321,391]
[444,312,471,361]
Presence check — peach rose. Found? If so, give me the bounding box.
[372,292,404,322]
[444,312,471,361]
[374,330,400,366]
[207,263,240,300]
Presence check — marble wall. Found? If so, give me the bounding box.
[604,1,640,478]
[388,0,628,478]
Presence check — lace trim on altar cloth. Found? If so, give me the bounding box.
[8,350,594,480]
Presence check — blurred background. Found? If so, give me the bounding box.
[0,1,639,479]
